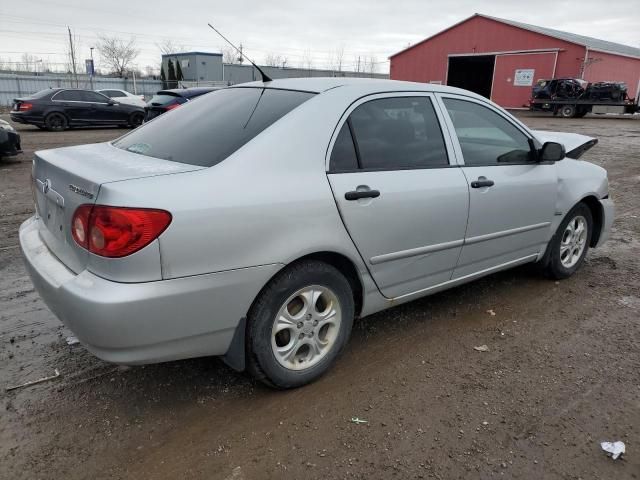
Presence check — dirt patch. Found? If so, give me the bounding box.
[1,114,639,480]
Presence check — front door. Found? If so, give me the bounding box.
[82,91,122,124]
[438,95,557,279]
[327,94,469,298]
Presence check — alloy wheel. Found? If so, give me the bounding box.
[271,285,342,371]
[560,215,587,268]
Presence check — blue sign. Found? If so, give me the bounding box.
[85,59,94,76]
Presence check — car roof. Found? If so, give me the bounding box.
[234,77,486,100]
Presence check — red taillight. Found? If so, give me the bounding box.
[18,102,33,111]
[165,103,180,111]
[71,205,172,258]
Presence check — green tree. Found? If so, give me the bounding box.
[167,59,177,89]
[160,65,167,89]
[175,59,184,84]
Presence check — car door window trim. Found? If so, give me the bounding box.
[326,92,455,174]
[436,93,540,167]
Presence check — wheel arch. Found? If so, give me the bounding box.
[223,251,365,373]
[580,195,604,247]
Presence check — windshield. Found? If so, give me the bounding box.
[114,87,315,167]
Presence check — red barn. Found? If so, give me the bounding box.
[390,14,640,108]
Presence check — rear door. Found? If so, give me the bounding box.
[437,94,557,278]
[51,90,88,122]
[327,93,469,299]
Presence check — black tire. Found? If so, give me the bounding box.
[541,202,593,279]
[560,104,577,118]
[128,112,144,128]
[246,260,355,389]
[45,112,68,131]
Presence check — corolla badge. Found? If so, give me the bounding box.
[68,184,94,199]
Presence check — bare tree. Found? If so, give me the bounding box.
[97,35,139,77]
[302,49,314,70]
[363,55,379,75]
[264,53,287,68]
[330,45,345,72]
[157,39,186,56]
[221,46,242,64]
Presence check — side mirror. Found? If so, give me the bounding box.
[107,99,117,106]
[539,142,565,162]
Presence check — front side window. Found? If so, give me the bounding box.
[114,87,315,167]
[347,96,448,170]
[443,98,533,166]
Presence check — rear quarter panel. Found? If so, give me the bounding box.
[96,90,370,283]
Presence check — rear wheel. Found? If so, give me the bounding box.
[45,112,68,131]
[246,260,354,389]
[542,203,593,279]
[128,112,144,128]
[560,104,577,118]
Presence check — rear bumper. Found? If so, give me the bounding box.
[19,216,282,365]
[10,112,42,126]
[595,197,614,248]
[0,130,21,156]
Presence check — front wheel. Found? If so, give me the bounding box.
[542,203,593,279]
[246,260,354,389]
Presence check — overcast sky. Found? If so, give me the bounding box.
[1,0,638,74]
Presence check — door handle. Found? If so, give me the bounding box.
[471,177,495,188]
[345,189,380,201]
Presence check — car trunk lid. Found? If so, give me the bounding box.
[32,142,203,273]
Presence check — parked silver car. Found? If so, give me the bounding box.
[20,78,614,388]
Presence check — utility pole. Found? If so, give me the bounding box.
[67,26,78,87]
[238,44,244,64]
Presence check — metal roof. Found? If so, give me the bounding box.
[479,14,640,59]
[391,14,640,59]
[161,51,222,57]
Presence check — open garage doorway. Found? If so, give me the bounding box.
[447,55,495,99]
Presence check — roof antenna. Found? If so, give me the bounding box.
[207,23,272,83]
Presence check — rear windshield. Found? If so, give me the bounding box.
[148,93,182,106]
[114,87,315,167]
[26,89,57,99]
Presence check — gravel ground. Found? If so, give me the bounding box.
[1,113,639,480]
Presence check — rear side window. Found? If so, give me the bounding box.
[347,96,448,170]
[443,98,534,165]
[329,122,359,172]
[53,90,84,101]
[115,88,315,166]
[102,90,125,98]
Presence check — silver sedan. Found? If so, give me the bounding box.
[20,78,614,388]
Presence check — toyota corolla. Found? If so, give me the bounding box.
[19,78,613,388]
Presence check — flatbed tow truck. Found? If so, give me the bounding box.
[528,78,640,118]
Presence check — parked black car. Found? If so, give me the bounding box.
[0,119,21,159]
[10,88,145,131]
[144,87,218,121]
